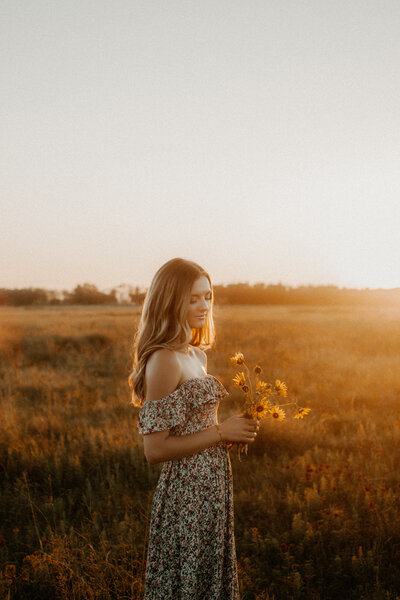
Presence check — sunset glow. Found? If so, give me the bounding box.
[1,1,399,291]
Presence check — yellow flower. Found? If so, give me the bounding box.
[256,380,272,394]
[259,394,272,405]
[294,407,311,419]
[230,352,245,365]
[269,406,286,421]
[233,372,246,387]
[249,399,270,419]
[274,379,288,397]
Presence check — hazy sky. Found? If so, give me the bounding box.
[2,0,399,291]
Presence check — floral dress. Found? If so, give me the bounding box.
[137,374,240,600]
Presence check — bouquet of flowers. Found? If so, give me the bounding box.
[228,352,311,461]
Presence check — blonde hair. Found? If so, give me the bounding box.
[128,258,216,406]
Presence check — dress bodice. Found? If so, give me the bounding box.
[137,374,229,437]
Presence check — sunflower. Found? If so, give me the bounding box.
[269,406,286,421]
[256,380,272,395]
[259,394,273,405]
[230,352,245,365]
[256,380,267,392]
[249,399,270,420]
[294,407,311,419]
[274,379,288,397]
[233,372,246,387]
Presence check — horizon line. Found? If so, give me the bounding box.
[1,282,399,293]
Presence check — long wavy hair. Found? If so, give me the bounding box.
[128,258,216,407]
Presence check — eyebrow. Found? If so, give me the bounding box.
[191,291,212,297]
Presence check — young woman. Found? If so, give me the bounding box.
[129,257,259,600]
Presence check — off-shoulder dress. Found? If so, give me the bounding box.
[137,374,240,600]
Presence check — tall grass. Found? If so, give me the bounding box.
[1,305,400,599]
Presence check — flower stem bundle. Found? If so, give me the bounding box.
[229,352,311,461]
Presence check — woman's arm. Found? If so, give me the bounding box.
[142,347,187,464]
[144,426,222,464]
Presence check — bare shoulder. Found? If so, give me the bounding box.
[145,349,182,402]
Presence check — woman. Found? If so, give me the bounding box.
[129,257,259,600]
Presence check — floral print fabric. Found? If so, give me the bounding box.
[137,374,240,600]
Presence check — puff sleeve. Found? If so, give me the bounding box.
[214,378,229,401]
[137,387,187,435]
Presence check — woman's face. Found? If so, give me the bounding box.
[186,276,212,328]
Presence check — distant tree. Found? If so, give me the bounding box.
[0,288,49,306]
[0,282,398,307]
[63,283,117,305]
[129,285,145,305]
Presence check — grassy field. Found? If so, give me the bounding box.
[1,304,400,599]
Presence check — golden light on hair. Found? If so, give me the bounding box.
[129,258,216,406]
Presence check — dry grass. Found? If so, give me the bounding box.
[1,305,400,599]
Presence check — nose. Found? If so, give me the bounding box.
[200,297,209,309]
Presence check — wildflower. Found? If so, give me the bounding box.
[228,354,308,460]
[275,379,288,397]
[256,380,271,394]
[259,393,273,404]
[230,352,245,365]
[250,399,270,419]
[294,407,311,419]
[233,372,246,387]
[269,406,286,421]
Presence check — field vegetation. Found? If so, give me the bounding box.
[1,305,400,599]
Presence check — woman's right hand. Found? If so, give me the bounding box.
[219,415,259,443]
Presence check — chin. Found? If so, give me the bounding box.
[189,321,204,329]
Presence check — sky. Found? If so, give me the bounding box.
[1,0,400,292]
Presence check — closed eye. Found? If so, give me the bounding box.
[191,295,211,300]
[190,294,212,304]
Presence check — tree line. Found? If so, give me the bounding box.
[0,282,399,307]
